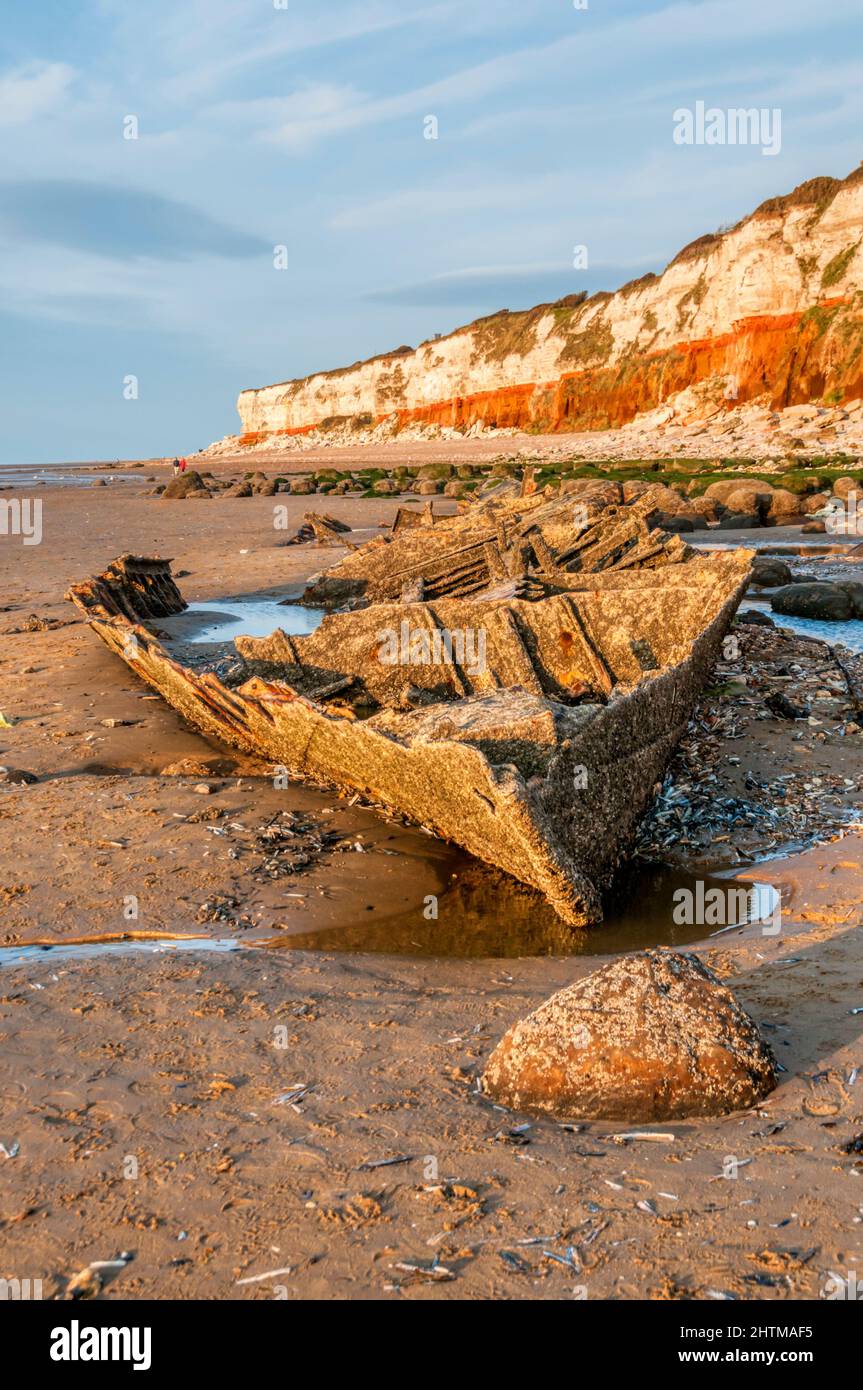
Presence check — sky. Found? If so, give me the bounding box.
[1,0,862,464]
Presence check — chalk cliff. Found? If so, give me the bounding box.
[237,165,863,440]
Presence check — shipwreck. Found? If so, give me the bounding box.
[67,487,752,927]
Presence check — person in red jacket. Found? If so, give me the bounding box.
[179,456,187,473]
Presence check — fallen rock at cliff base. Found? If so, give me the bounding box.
[481,948,776,1122]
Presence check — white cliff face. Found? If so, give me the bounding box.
[236,170,863,436]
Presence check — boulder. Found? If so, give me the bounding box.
[443,480,467,498]
[836,581,863,618]
[704,478,772,505]
[656,513,695,533]
[689,496,723,524]
[803,491,831,515]
[703,480,735,503]
[833,476,863,501]
[373,479,400,495]
[724,486,771,519]
[290,478,315,495]
[716,512,760,530]
[766,488,804,524]
[771,582,854,621]
[802,519,826,533]
[416,480,442,495]
[738,610,775,627]
[224,482,253,498]
[481,949,776,1122]
[162,470,209,499]
[751,557,793,588]
[642,483,688,514]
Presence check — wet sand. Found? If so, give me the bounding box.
[1,473,862,1300]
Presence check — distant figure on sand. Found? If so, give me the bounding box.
[171,457,180,476]
[179,457,187,473]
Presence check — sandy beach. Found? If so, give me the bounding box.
[1,464,862,1301]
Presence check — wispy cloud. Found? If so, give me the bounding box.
[0,62,76,127]
[365,259,655,308]
[0,181,268,260]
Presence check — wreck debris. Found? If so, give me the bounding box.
[67,524,751,925]
[282,513,356,547]
[302,485,694,607]
[66,554,186,623]
[481,948,777,1121]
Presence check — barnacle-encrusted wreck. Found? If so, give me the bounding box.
[67,488,752,926]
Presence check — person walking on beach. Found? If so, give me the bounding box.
[171,457,180,476]
[179,456,187,473]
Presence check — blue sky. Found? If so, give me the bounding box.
[1,0,861,463]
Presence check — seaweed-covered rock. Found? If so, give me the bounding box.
[656,513,695,533]
[481,948,776,1122]
[772,582,854,621]
[836,581,863,618]
[751,557,792,588]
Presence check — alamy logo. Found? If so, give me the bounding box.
[376,620,487,676]
[0,1277,42,1300]
[822,491,863,536]
[823,1270,861,1300]
[0,497,42,545]
[673,102,781,157]
[672,882,781,935]
[50,1320,152,1371]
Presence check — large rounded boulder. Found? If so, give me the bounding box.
[481,949,776,1122]
[162,470,209,499]
[766,488,804,524]
[771,582,855,621]
[751,557,793,588]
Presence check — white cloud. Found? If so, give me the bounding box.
[0,62,76,127]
